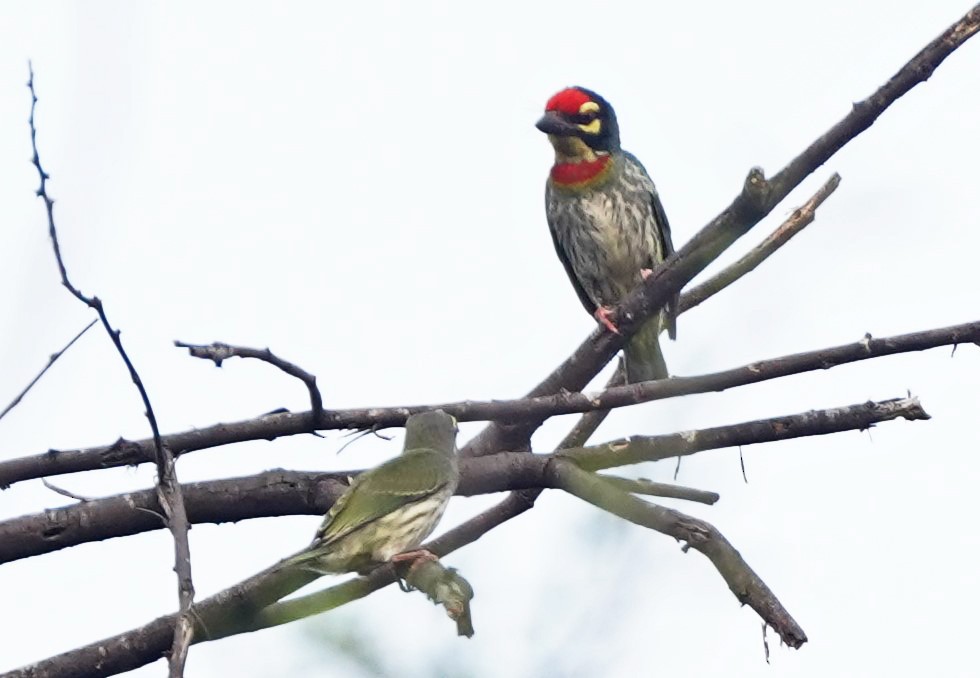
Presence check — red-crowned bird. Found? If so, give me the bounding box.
[537,86,677,383]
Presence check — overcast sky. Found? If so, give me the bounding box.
[1,1,979,676]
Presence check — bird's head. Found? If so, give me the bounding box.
[536,86,621,161]
[403,410,459,455]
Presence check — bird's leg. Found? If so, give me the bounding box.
[594,306,621,334]
[640,267,653,280]
[391,548,438,566]
[391,549,439,591]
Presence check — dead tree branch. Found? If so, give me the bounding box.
[2,319,974,488]
[174,341,324,416]
[27,65,196,677]
[552,460,807,647]
[0,319,96,423]
[679,173,841,313]
[0,396,927,565]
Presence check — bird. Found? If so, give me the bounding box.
[536,86,677,383]
[284,410,460,576]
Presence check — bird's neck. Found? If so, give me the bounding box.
[550,153,614,189]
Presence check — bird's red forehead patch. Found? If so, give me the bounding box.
[545,88,592,115]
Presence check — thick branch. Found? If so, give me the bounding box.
[0,396,926,564]
[552,460,807,647]
[2,319,974,488]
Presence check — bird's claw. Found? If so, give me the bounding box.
[391,548,438,592]
[594,306,621,335]
[640,267,653,281]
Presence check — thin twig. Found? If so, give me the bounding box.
[174,341,324,416]
[0,319,97,423]
[679,173,841,313]
[28,65,195,677]
[41,479,94,502]
[596,474,720,505]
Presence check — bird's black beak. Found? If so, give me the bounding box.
[535,111,577,136]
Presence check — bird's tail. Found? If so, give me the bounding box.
[624,314,669,383]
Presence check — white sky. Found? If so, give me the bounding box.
[1,1,979,676]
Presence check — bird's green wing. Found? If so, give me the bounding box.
[314,449,454,546]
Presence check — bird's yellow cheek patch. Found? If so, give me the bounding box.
[577,119,602,135]
[549,135,597,162]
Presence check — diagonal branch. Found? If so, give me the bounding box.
[2,319,975,488]
[552,460,807,647]
[678,173,840,313]
[27,65,196,677]
[0,318,97,423]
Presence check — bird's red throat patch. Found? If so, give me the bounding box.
[551,154,612,187]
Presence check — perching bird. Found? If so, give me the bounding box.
[285,410,460,576]
[537,86,677,383]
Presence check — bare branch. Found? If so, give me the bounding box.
[40,479,94,503]
[0,319,97,423]
[2,389,933,673]
[552,460,807,648]
[174,341,324,416]
[2,319,974,488]
[596,475,720,505]
[679,173,841,313]
[2,489,537,678]
[28,66,196,676]
[1,396,926,564]
[254,555,476,638]
[563,397,929,471]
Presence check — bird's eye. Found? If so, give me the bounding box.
[569,112,598,125]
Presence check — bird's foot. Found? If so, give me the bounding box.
[392,549,439,591]
[594,306,621,335]
[640,267,653,281]
[391,548,438,566]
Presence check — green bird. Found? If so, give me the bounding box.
[536,86,677,383]
[287,410,460,576]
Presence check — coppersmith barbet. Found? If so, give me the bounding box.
[285,410,460,576]
[537,86,677,383]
